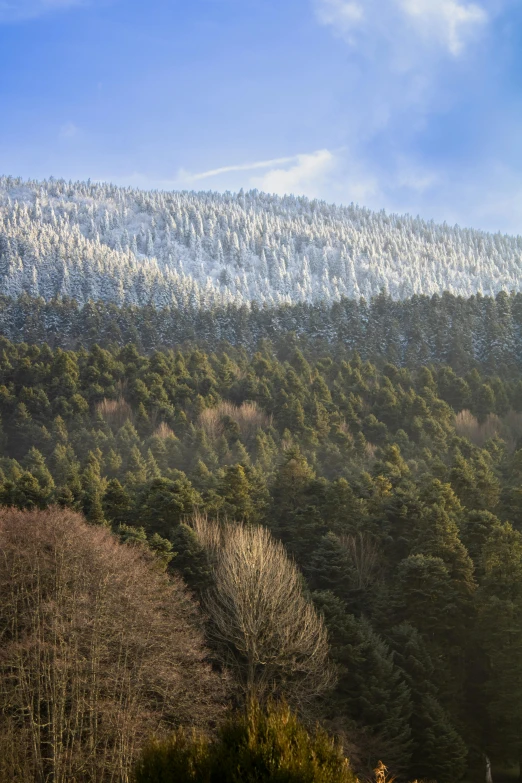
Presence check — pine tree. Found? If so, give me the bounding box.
[387,622,467,783]
[169,522,213,593]
[313,591,413,774]
[103,478,133,526]
[81,454,107,525]
[475,523,522,766]
[138,476,202,538]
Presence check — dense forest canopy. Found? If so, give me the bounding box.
[2,175,522,308]
[1,332,522,780]
[0,289,521,377]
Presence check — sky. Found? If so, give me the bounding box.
[1,0,522,233]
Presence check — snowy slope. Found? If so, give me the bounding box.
[1,175,521,309]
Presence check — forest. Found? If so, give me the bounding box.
[3,175,522,309]
[0,289,521,375]
[1,328,522,781]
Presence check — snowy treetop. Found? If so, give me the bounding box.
[1,174,521,309]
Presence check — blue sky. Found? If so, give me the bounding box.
[1,0,522,233]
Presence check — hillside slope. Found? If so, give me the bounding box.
[1,175,521,308]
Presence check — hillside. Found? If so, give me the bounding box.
[0,336,521,781]
[1,175,522,309]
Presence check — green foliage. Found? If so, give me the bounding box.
[314,591,413,774]
[387,622,467,783]
[0,334,521,780]
[475,523,522,763]
[137,477,202,537]
[134,702,357,783]
[169,522,213,592]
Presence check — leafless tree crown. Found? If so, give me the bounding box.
[0,507,224,783]
[192,514,334,706]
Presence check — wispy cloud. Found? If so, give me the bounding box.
[177,155,300,184]
[113,151,339,197]
[315,0,364,33]
[175,150,339,199]
[314,0,489,57]
[179,150,337,197]
[399,0,488,56]
[250,150,336,198]
[0,0,85,23]
[106,146,440,211]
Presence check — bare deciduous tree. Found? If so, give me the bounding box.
[340,532,381,591]
[192,514,333,706]
[0,507,224,783]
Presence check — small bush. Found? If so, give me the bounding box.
[135,730,211,783]
[134,701,357,783]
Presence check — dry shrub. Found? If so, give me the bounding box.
[199,406,223,441]
[365,442,377,460]
[0,507,224,783]
[363,761,434,783]
[338,420,353,437]
[374,762,396,783]
[480,413,503,443]
[455,409,512,448]
[455,410,502,447]
[154,421,176,440]
[455,410,481,443]
[96,396,133,429]
[199,401,271,442]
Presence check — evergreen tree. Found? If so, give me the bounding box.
[103,478,133,526]
[387,622,467,783]
[314,591,413,774]
[475,523,522,766]
[138,476,202,537]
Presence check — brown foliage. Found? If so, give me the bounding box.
[454,409,500,446]
[153,421,176,440]
[96,396,133,429]
[455,408,522,450]
[199,401,271,442]
[502,409,522,450]
[0,507,224,783]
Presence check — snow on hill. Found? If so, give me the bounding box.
[1,175,521,309]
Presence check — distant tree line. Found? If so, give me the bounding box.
[1,289,522,375]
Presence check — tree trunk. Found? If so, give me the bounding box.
[485,755,493,783]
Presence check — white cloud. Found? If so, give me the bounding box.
[0,0,85,22]
[315,0,363,32]
[250,150,336,197]
[176,150,338,199]
[399,0,487,55]
[314,0,489,58]
[176,148,438,208]
[108,148,439,210]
